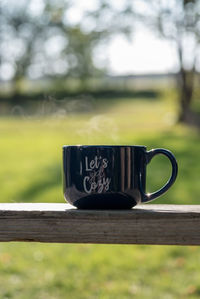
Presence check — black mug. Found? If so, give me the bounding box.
[63,145,178,209]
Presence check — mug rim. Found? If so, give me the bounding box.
[63,145,146,149]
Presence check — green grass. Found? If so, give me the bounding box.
[0,93,200,298]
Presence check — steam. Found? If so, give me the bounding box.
[9,94,94,118]
[11,105,25,117]
[78,114,119,144]
[8,95,120,145]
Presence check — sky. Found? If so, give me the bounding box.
[102,31,179,75]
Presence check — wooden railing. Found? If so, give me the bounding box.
[0,203,199,245]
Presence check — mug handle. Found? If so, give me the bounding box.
[141,148,178,203]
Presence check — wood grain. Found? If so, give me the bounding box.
[0,203,199,245]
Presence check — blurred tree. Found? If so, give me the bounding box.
[0,0,70,97]
[134,0,200,125]
[0,0,133,96]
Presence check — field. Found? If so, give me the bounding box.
[0,92,200,298]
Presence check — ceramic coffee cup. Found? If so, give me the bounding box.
[63,145,178,209]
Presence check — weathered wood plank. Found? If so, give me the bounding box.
[0,203,199,245]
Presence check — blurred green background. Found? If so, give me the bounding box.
[0,0,200,298]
